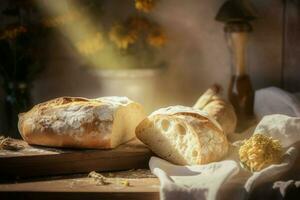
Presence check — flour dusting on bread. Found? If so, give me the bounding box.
[18,96,145,149]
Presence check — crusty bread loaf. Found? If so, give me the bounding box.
[136,106,229,165]
[18,96,145,149]
[193,85,237,134]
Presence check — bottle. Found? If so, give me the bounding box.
[215,0,257,132]
[225,22,255,131]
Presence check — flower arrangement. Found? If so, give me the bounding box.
[0,0,167,137]
[50,0,167,68]
[135,0,156,13]
[105,0,167,69]
[110,0,166,50]
[109,16,166,50]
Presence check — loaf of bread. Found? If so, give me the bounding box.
[193,85,237,134]
[18,96,145,149]
[136,106,229,165]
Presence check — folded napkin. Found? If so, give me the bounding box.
[150,114,300,200]
[254,87,300,118]
[149,157,239,200]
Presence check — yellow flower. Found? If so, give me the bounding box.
[135,0,156,13]
[42,10,80,28]
[109,24,138,50]
[109,16,167,49]
[239,134,282,172]
[1,26,27,40]
[76,32,104,56]
[147,29,166,48]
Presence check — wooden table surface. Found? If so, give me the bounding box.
[1,158,299,200]
[1,124,299,200]
[0,169,161,200]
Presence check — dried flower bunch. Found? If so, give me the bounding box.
[109,16,166,50]
[239,134,283,172]
[109,22,139,50]
[135,0,156,13]
[147,28,166,48]
[109,0,166,50]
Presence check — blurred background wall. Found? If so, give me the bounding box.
[31,0,283,111]
[0,0,285,134]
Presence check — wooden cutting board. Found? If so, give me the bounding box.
[0,139,153,178]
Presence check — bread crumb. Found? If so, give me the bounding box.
[88,171,109,185]
[88,171,131,187]
[119,179,130,187]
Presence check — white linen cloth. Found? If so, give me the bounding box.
[149,114,300,200]
[244,146,298,193]
[254,87,300,118]
[243,114,300,193]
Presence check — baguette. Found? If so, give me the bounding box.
[193,85,237,134]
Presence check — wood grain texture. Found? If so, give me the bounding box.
[0,170,160,200]
[0,139,153,178]
[283,0,300,92]
[1,163,299,200]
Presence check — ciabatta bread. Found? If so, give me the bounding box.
[193,85,237,134]
[136,106,229,165]
[18,96,145,149]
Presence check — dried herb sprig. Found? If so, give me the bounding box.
[0,135,24,151]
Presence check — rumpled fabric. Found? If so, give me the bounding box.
[254,114,300,148]
[254,87,300,118]
[150,114,300,200]
[149,158,239,200]
[273,180,300,197]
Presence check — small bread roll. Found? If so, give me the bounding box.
[136,106,229,165]
[193,85,237,134]
[18,96,145,149]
